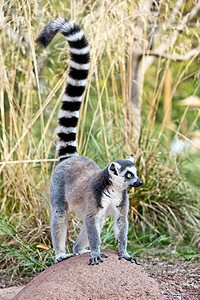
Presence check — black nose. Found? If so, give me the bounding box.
[129,178,143,188]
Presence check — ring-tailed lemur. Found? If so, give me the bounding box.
[36,18,142,265]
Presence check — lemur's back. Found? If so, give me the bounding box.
[50,156,100,218]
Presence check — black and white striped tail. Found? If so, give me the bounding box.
[36,18,90,161]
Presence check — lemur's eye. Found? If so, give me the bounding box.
[126,172,133,179]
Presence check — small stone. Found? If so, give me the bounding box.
[0,284,6,289]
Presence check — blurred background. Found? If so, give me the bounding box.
[0,0,199,284]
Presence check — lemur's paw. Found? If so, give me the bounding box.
[88,252,108,265]
[119,255,140,265]
[56,253,75,263]
[77,249,91,255]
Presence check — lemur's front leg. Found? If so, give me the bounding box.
[85,214,108,265]
[114,212,140,265]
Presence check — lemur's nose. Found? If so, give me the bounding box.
[137,178,143,186]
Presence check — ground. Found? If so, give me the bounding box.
[0,255,200,299]
[143,258,200,299]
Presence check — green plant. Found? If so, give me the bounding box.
[0,220,54,280]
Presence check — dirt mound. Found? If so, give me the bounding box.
[13,250,166,300]
[0,286,24,300]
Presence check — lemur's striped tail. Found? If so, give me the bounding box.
[36,18,90,161]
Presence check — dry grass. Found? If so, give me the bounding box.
[0,0,200,279]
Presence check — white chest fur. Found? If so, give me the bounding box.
[96,188,122,223]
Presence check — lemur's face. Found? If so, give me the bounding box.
[108,156,142,189]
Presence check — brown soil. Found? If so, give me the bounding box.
[143,257,200,300]
[1,251,199,300]
[0,286,24,300]
[12,250,165,300]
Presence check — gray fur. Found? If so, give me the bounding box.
[50,155,142,265]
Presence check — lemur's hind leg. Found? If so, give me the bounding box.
[73,218,105,255]
[51,202,74,262]
[50,177,75,263]
[73,224,90,255]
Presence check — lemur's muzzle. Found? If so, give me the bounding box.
[130,178,143,188]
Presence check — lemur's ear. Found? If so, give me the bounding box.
[108,162,121,176]
[126,156,135,163]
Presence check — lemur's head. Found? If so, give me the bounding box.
[108,156,142,189]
